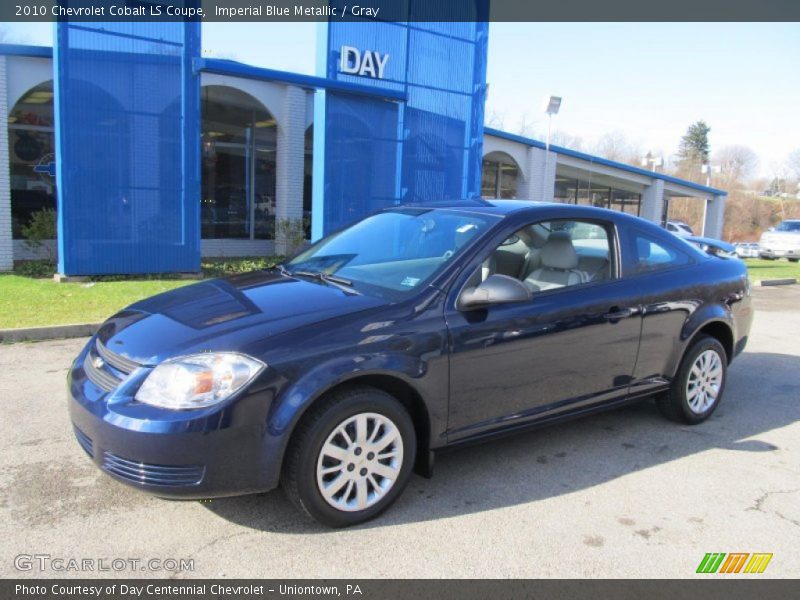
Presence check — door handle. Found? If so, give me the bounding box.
[603,307,636,320]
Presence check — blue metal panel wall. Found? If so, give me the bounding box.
[316,5,489,237]
[54,20,200,275]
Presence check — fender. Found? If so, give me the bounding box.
[667,303,734,378]
[263,351,444,478]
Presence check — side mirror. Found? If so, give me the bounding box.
[458,274,532,310]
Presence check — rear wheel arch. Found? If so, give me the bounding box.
[691,320,734,365]
[672,312,734,379]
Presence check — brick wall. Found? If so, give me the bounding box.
[275,85,307,255]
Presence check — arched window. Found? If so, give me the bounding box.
[481,151,519,199]
[201,85,277,240]
[8,80,55,239]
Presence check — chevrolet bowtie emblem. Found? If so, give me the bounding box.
[92,356,104,370]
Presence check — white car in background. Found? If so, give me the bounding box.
[734,242,760,259]
[665,221,694,238]
[759,220,800,262]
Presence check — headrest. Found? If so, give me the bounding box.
[540,235,579,270]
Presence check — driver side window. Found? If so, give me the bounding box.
[475,219,615,294]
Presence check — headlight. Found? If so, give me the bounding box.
[135,353,265,410]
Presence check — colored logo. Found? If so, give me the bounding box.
[696,553,773,574]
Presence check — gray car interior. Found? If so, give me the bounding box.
[477,222,611,293]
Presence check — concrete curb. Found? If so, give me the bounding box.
[0,323,101,344]
[760,278,798,287]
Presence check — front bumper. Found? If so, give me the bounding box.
[68,339,284,499]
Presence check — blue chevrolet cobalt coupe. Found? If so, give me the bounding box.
[69,201,753,527]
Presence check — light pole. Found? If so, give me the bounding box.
[641,151,664,172]
[541,95,561,201]
[701,163,721,188]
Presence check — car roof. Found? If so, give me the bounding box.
[390,198,643,224]
[391,198,552,216]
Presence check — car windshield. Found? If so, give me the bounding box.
[775,221,800,232]
[287,208,497,299]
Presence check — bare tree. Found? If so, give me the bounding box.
[549,130,584,151]
[714,145,759,184]
[484,109,506,130]
[516,113,536,138]
[592,131,641,166]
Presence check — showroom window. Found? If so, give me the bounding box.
[201,85,277,240]
[481,152,519,199]
[554,173,641,215]
[7,81,56,239]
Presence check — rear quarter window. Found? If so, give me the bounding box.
[626,228,694,275]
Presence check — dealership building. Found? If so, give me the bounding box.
[0,20,726,275]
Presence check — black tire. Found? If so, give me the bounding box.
[281,386,416,527]
[788,258,799,263]
[656,335,727,425]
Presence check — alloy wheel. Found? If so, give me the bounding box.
[316,412,404,512]
[686,349,723,414]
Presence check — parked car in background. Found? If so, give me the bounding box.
[68,201,753,527]
[759,220,800,262]
[734,243,760,259]
[666,221,694,238]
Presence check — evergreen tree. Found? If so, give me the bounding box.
[676,120,711,175]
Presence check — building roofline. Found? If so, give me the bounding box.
[484,127,727,197]
[0,44,53,58]
[196,58,407,102]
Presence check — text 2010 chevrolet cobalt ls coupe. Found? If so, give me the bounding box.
[69,201,753,527]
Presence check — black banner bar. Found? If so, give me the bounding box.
[3,0,800,23]
[3,579,799,600]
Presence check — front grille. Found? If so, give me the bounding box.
[73,426,94,458]
[83,353,120,392]
[82,339,142,393]
[102,452,204,487]
[95,339,140,374]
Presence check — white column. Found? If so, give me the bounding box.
[275,85,307,255]
[0,56,12,272]
[519,146,556,202]
[639,179,665,224]
[704,194,727,240]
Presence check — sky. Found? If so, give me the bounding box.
[3,21,799,178]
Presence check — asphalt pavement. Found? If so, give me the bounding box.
[1,286,798,578]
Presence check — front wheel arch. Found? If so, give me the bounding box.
[277,372,433,483]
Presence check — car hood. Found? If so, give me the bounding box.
[94,271,387,366]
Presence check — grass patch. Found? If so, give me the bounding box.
[743,258,800,282]
[0,276,192,329]
[1,256,283,330]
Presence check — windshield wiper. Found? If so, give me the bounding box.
[292,270,361,295]
[273,264,293,277]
